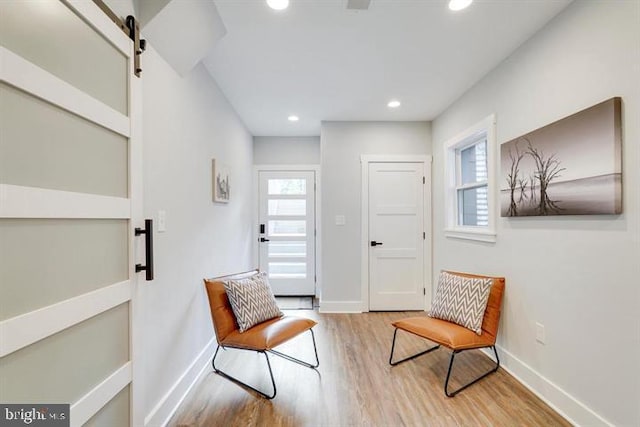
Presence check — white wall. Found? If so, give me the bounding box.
[431,2,640,426]
[320,122,431,310]
[139,49,253,424]
[104,2,253,424]
[254,136,320,165]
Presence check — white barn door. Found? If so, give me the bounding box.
[0,1,142,426]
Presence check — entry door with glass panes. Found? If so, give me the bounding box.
[258,171,316,295]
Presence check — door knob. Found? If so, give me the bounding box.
[260,237,270,242]
[370,241,383,247]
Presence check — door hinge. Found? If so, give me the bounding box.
[314,275,317,283]
[423,288,426,296]
[423,231,426,240]
[423,176,426,184]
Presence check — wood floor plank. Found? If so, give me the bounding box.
[168,311,570,427]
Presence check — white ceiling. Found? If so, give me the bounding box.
[204,0,571,137]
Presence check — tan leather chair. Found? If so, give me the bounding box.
[204,270,318,399]
[389,271,505,397]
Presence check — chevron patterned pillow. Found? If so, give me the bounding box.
[428,271,492,335]
[223,272,283,333]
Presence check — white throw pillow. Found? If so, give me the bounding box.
[223,272,283,333]
[428,271,492,335]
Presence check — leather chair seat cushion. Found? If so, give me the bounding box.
[392,316,495,350]
[221,315,317,351]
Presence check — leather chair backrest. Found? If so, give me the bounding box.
[444,270,505,341]
[204,270,259,344]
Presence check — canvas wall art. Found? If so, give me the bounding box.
[500,97,622,217]
[212,159,230,203]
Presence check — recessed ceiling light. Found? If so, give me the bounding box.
[448,0,473,11]
[267,0,289,10]
[387,100,401,108]
[288,115,299,122]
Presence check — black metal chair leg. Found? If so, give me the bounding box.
[211,328,319,399]
[389,328,440,366]
[268,329,320,369]
[444,345,500,397]
[212,345,277,399]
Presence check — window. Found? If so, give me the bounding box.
[444,115,496,242]
[457,139,488,226]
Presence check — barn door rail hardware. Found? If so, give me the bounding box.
[92,0,146,77]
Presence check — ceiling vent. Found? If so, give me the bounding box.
[346,0,371,11]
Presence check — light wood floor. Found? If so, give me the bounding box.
[168,311,570,427]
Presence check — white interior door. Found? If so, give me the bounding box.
[0,1,141,426]
[368,162,425,310]
[258,171,316,295]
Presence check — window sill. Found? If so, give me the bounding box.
[444,228,496,243]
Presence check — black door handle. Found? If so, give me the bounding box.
[260,237,270,242]
[370,241,383,247]
[135,219,154,281]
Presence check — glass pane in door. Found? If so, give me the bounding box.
[84,385,130,427]
[268,242,306,258]
[0,219,128,320]
[0,303,129,403]
[0,83,128,198]
[268,179,306,195]
[269,262,307,279]
[268,199,306,216]
[0,0,128,114]
[268,220,306,237]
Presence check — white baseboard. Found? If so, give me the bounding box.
[318,300,362,313]
[144,338,216,427]
[482,345,612,427]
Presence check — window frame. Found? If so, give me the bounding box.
[444,114,497,243]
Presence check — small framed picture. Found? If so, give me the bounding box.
[212,159,230,203]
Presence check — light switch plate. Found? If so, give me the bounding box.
[335,215,346,226]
